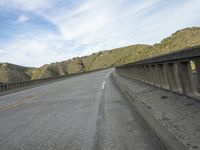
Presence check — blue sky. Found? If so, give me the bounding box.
[0,0,200,67]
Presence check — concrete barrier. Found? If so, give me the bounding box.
[116,45,200,100]
[0,68,106,97]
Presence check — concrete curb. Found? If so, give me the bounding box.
[112,72,188,150]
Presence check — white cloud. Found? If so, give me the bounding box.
[17,15,29,23]
[0,0,200,67]
[0,33,77,67]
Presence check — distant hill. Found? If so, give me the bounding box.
[0,63,35,83]
[0,27,200,83]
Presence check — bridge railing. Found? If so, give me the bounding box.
[0,68,105,96]
[0,75,67,96]
[115,45,200,100]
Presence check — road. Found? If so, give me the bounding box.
[0,69,166,150]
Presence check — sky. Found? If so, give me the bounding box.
[0,0,200,67]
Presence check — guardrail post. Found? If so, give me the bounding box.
[7,84,10,91]
[158,64,170,90]
[142,65,148,83]
[5,85,8,91]
[20,82,23,88]
[127,67,134,79]
[134,66,138,80]
[144,65,150,83]
[143,65,148,83]
[131,67,135,79]
[9,84,13,91]
[173,64,182,93]
[0,85,2,93]
[14,83,17,89]
[138,66,142,81]
[194,58,200,91]
[165,63,182,93]
[147,65,153,85]
[1,85,4,92]
[17,83,20,88]
[154,65,161,87]
[150,65,157,85]
[177,61,198,96]
[138,66,144,81]
[131,67,136,79]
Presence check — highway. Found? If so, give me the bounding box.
[0,69,166,150]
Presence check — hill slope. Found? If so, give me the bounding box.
[0,27,200,83]
[0,63,35,83]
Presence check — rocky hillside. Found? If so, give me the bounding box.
[0,63,35,83]
[0,27,200,83]
[141,27,200,59]
[31,44,150,79]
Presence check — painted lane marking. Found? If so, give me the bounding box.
[102,81,105,90]
[0,92,47,112]
[0,97,34,112]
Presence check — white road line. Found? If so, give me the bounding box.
[102,81,105,90]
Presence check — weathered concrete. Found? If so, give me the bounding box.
[177,62,197,96]
[116,45,200,100]
[113,71,200,150]
[0,69,166,150]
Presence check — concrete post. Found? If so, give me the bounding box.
[132,67,136,79]
[135,66,139,80]
[141,66,146,82]
[142,66,147,82]
[138,66,144,81]
[173,64,182,93]
[19,82,22,87]
[138,66,142,81]
[147,65,153,85]
[142,65,148,83]
[128,67,133,79]
[150,65,157,85]
[165,63,181,93]
[2,85,4,92]
[9,84,13,91]
[14,83,17,89]
[177,61,198,96]
[154,65,161,87]
[194,58,200,92]
[144,65,150,83]
[4,85,7,91]
[131,66,136,79]
[8,84,11,91]
[0,85,2,93]
[17,83,20,88]
[134,67,137,79]
[158,64,170,90]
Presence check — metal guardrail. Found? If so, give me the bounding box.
[116,45,200,100]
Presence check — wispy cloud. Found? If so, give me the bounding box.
[17,15,29,23]
[0,32,79,67]
[0,0,200,67]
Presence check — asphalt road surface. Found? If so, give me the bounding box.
[0,69,166,150]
